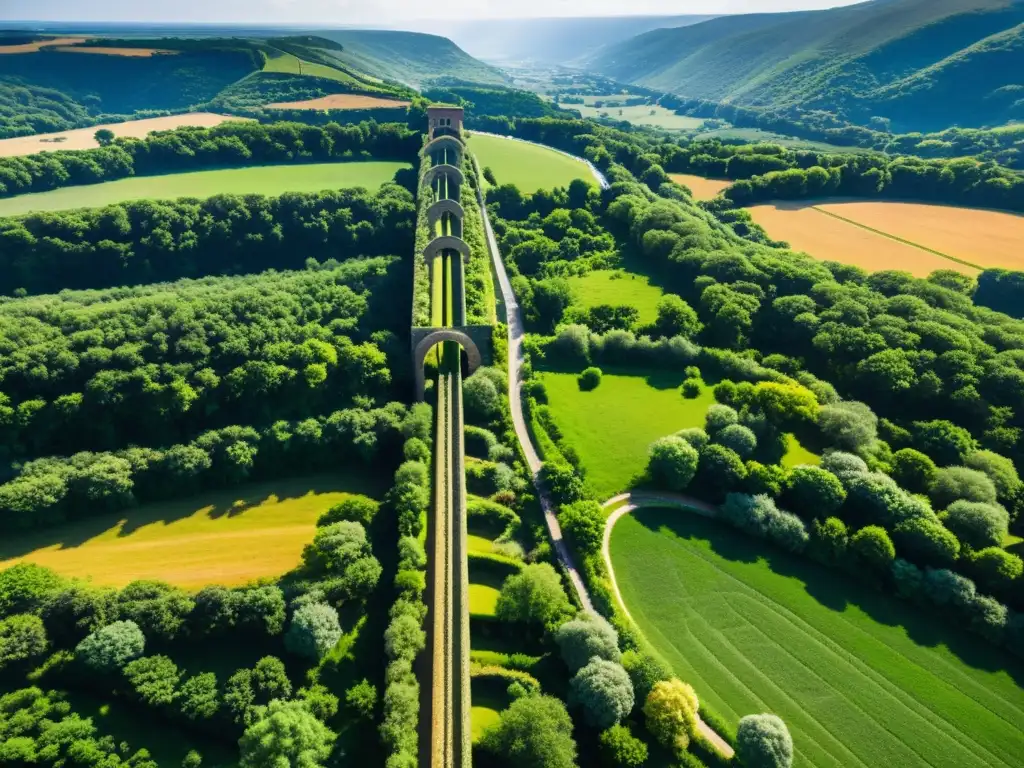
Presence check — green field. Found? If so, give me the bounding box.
[540,370,716,499]
[0,473,383,589]
[610,509,1024,768]
[0,161,409,215]
[566,270,665,325]
[261,48,364,86]
[576,103,706,132]
[467,132,591,193]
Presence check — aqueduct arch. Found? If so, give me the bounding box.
[422,135,464,163]
[413,329,482,400]
[423,235,470,263]
[427,199,464,238]
[422,163,465,191]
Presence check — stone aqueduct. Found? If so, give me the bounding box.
[412,105,489,400]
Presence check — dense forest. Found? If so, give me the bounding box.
[0,183,415,295]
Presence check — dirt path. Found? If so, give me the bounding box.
[601,492,734,758]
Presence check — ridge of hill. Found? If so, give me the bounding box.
[309,29,508,88]
[584,0,1024,132]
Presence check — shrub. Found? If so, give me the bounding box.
[696,444,747,497]
[681,379,702,398]
[648,436,699,491]
[963,547,1023,593]
[810,517,849,564]
[0,614,47,670]
[849,525,896,572]
[558,501,605,555]
[942,500,1010,548]
[541,462,585,505]
[785,466,846,517]
[124,655,180,707]
[736,714,793,768]
[720,493,808,552]
[579,367,603,391]
[495,563,574,631]
[178,672,220,720]
[76,620,144,672]
[318,497,379,527]
[284,603,342,661]
[464,374,501,420]
[644,679,699,755]
[480,694,577,768]
[705,404,739,435]
[913,420,976,465]
[964,450,1020,501]
[239,699,335,768]
[675,428,709,451]
[716,424,758,459]
[599,723,648,767]
[621,649,671,704]
[569,658,634,728]
[817,401,877,453]
[930,467,998,508]
[555,612,621,672]
[745,461,788,496]
[182,751,202,768]
[819,451,868,482]
[890,449,937,495]
[298,683,338,722]
[346,679,377,720]
[893,518,960,567]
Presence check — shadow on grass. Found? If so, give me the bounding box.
[0,471,386,562]
[630,507,1024,686]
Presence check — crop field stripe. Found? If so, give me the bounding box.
[809,206,984,270]
[610,512,1024,768]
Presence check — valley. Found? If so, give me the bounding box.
[0,5,1022,768]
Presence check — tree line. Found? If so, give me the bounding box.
[0,257,409,465]
[0,183,415,296]
[0,119,421,200]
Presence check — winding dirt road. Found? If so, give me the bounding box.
[601,492,734,757]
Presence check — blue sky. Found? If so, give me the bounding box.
[2,0,869,24]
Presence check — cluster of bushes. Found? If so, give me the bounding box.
[0,258,405,461]
[640,395,1024,656]
[380,419,431,767]
[0,402,409,532]
[0,183,415,296]
[0,119,420,201]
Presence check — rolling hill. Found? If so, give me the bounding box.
[584,0,1024,132]
[402,15,717,65]
[309,30,508,88]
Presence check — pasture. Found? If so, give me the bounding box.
[566,269,665,325]
[266,94,410,110]
[0,161,408,215]
[262,49,361,85]
[609,509,1024,768]
[669,173,732,201]
[539,370,717,499]
[0,474,381,589]
[467,132,591,193]
[0,113,248,158]
[748,201,981,277]
[575,103,706,132]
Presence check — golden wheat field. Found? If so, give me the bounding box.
[669,173,733,200]
[0,476,371,589]
[747,199,1024,276]
[0,113,250,157]
[52,46,176,57]
[266,93,411,110]
[0,36,86,53]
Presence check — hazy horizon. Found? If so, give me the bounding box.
[0,0,870,24]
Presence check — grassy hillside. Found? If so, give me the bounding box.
[586,0,1024,131]
[0,33,418,133]
[311,29,508,88]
